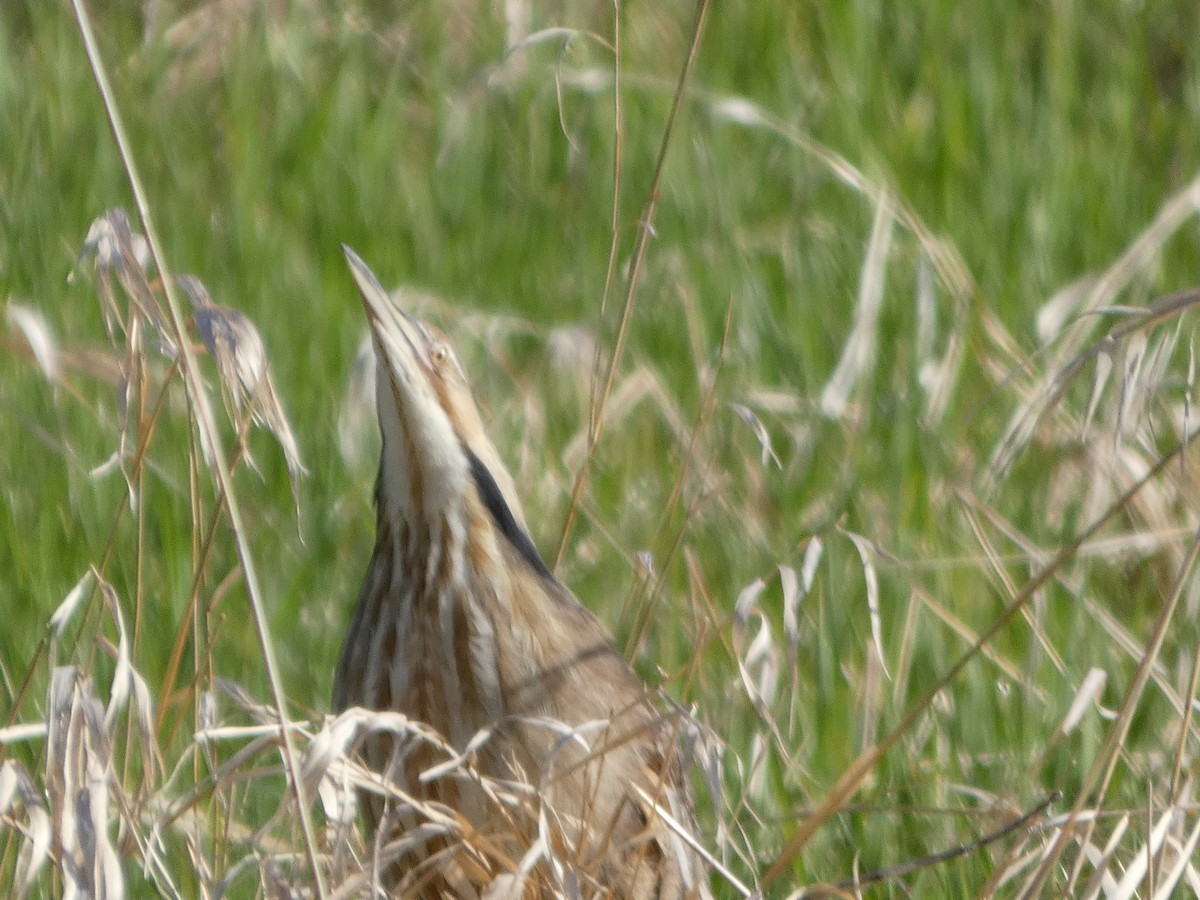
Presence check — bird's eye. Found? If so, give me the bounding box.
[431,345,448,365]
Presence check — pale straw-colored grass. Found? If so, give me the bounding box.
[5,2,1200,897]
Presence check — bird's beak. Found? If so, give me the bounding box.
[342,244,431,371]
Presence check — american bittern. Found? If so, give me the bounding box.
[333,247,707,899]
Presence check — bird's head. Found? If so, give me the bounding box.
[342,246,533,545]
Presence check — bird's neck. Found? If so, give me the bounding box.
[381,494,509,733]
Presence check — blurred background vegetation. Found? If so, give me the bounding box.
[3,1,1200,895]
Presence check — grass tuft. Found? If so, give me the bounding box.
[4,1,1200,896]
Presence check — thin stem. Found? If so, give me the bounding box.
[67,5,326,895]
[555,0,711,567]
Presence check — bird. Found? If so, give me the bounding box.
[332,246,708,899]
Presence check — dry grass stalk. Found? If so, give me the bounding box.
[3,5,1197,898]
[178,273,307,507]
[46,667,124,900]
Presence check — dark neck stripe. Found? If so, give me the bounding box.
[465,448,553,579]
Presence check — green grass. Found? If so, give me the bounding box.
[3,1,1200,896]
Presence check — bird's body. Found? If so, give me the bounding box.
[333,248,706,899]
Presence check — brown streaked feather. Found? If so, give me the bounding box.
[334,247,708,899]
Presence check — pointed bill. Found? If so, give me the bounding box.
[342,245,429,370]
[342,244,392,319]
